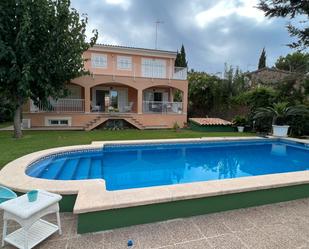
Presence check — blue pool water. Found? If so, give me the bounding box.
[26,139,309,190]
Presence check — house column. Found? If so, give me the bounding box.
[182,89,188,114]
[84,86,91,113]
[137,89,143,114]
[170,88,174,102]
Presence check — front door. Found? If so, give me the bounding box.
[96,90,109,112]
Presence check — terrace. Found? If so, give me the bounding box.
[29,86,185,115]
[3,198,309,248]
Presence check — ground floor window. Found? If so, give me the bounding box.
[48,119,69,126]
[45,117,71,126]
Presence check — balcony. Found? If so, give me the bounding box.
[30,99,85,113]
[90,62,187,80]
[143,101,183,114]
[30,99,184,115]
[173,67,187,80]
[91,101,136,113]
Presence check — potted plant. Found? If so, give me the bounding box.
[253,102,309,137]
[232,115,247,132]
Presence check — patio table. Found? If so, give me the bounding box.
[0,190,62,249]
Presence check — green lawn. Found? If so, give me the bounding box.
[0,122,12,129]
[0,129,254,168]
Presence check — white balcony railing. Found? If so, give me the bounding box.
[30,99,85,113]
[173,67,187,80]
[91,101,135,113]
[143,101,183,114]
[90,62,187,80]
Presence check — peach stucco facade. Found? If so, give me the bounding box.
[23,44,188,130]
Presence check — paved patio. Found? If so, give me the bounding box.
[2,198,309,249]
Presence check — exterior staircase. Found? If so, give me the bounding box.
[126,116,145,130]
[84,116,108,131]
[84,114,145,131]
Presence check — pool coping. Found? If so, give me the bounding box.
[0,136,308,214]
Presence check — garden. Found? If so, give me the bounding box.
[187,56,309,137]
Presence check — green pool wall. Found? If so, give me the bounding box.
[77,183,309,234]
[189,121,235,132]
[58,194,77,212]
[16,191,76,212]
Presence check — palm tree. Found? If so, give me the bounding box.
[254,102,309,125]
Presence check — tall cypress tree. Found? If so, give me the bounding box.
[258,48,267,69]
[180,44,188,67]
[175,50,181,67]
[175,44,188,67]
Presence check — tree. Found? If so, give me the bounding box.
[275,52,309,73]
[258,48,267,69]
[175,50,181,67]
[175,44,188,67]
[257,0,309,49]
[236,86,276,111]
[223,64,248,98]
[0,95,13,122]
[179,44,188,67]
[223,63,234,98]
[233,67,248,94]
[188,66,247,117]
[274,77,305,105]
[0,0,98,138]
[188,70,221,116]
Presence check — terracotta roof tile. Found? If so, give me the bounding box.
[189,118,232,126]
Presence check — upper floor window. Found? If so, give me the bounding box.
[141,58,166,78]
[117,56,132,70]
[92,54,107,68]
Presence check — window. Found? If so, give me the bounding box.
[48,119,69,126]
[153,59,166,78]
[117,56,132,70]
[91,54,107,68]
[60,120,69,125]
[141,58,166,78]
[110,90,118,109]
[154,92,162,102]
[141,58,153,78]
[49,120,60,125]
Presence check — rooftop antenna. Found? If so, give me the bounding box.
[155,20,164,49]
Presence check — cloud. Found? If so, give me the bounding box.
[71,0,295,73]
[195,0,266,28]
[105,0,131,10]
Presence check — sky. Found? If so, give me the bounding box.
[71,0,297,74]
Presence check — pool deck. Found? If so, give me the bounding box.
[0,136,308,215]
[2,198,309,248]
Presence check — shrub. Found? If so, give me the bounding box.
[232,115,247,126]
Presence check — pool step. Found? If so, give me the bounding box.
[28,158,55,178]
[90,158,103,179]
[40,158,67,179]
[57,158,80,180]
[74,158,91,180]
[28,155,106,181]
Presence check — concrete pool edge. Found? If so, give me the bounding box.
[0,136,267,195]
[77,183,309,233]
[0,137,308,218]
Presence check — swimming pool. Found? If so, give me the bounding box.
[26,139,309,191]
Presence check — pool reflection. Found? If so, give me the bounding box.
[103,143,309,190]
